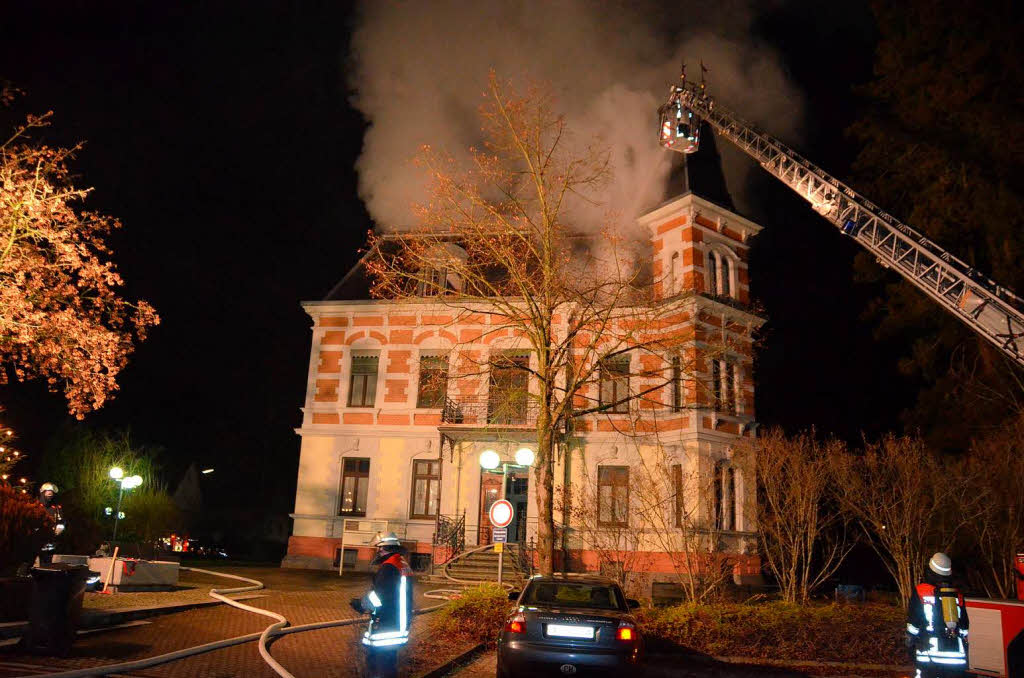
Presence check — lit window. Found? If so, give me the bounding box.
[339,458,370,516]
[598,466,629,527]
[347,355,379,407]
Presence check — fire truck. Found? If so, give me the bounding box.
[657,69,1024,677]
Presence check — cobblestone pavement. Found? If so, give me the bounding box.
[450,650,907,678]
[0,566,453,678]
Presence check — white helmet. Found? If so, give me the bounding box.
[39,482,59,494]
[375,532,401,547]
[929,552,952,577]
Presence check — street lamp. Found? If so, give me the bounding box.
[514,447,535,466]
[109,468,142,543]
[479,449,500,470]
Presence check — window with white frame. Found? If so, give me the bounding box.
[599,356,631,413]
[347,353,379,407]
[598,465,629,527]
[416,354,448,408]
[339,457,370,516]
[409,459,441,519]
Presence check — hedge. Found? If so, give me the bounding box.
[636,601,906,665]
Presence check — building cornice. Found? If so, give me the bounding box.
[637,193,764,237]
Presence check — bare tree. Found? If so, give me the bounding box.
[957,414,1024,598]
[831,434,972,606]
[743,428,853,603]
[557,469,650,593]
[366,75,705,575]
[632,443,740,602]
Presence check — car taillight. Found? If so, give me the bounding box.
[616,623,636,641]
[505,613,526,634]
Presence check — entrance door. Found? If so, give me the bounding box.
[478,471,502,544]
[478,466,529,544]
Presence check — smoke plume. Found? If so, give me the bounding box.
[349,0,802,231]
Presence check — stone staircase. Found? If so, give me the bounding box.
[438,544,529,585]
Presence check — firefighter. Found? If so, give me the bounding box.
[906,552,969,678]
[351,533,413,678]
[37,482,66,565]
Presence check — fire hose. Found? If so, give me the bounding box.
[32,567,456,678]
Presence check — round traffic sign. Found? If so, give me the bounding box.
[489,499,514,528]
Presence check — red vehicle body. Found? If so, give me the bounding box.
[964,554,1024,677]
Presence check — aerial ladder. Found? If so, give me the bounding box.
[658,69,1024,676]
[658,71,1024,369]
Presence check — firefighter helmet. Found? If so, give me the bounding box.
[929,552,952,576]
[39,482,59,494]
[374,532,401,547]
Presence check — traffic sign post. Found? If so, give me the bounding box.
[489,500,514,586]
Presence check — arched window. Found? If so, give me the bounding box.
[706,247,737,299]
[712,459,736,531]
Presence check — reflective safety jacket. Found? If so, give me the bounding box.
[906,581,969,669]
[361,553,413,648]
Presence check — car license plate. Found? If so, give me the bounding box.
[547,624,594,639]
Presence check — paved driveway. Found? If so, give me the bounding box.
[0,566,449,678]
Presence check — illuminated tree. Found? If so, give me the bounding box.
[0,87,158,417]
[367,75,707,575]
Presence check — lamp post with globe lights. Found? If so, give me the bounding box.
[478,446,534,543]
[108,467,142,543]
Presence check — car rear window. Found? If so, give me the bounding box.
[521,582,625,610]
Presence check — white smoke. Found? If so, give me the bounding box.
[348,0,802,231]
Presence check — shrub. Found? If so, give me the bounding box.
[636,601,905,665]
[0,482,52,575]
[432,583,515,645]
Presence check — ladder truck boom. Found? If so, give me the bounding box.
[659,76,1024,368]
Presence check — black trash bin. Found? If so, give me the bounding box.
[20,563,89,656]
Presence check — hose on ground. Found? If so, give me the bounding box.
[31,567,456,678]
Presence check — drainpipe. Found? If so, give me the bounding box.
[561,441,571,571]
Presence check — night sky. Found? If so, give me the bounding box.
[0,1,890,514]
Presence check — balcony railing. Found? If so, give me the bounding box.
[441,395,539,428]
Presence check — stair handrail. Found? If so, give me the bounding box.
[442,542,523,588]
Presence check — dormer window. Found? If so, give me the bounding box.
[417,243,466,296]
[418,266,456,296]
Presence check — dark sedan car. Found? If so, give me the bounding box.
[497,575,644,676]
